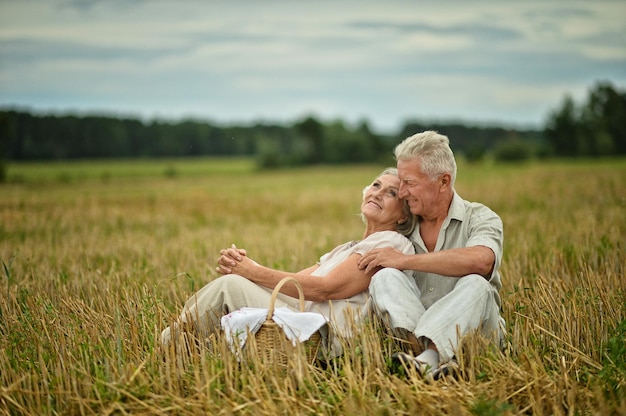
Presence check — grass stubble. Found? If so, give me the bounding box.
[0,159,624,415]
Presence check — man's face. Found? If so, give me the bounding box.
[397,158,440,217]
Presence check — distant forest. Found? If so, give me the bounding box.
[1,81,624,169]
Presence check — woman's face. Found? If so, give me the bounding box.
[361,174,407,230]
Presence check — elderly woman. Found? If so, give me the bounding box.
[161,168,417,354]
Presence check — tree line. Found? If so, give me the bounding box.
[1,81,624,170]
[544,81,626,156]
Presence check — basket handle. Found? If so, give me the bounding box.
[267,277,305,320]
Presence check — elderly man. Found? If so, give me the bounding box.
[358,130,505,380]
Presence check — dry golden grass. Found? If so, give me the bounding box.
[1,159,625,415]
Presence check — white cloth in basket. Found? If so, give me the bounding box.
[221,306,327,349]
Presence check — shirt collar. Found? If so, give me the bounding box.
[448,191,465,223]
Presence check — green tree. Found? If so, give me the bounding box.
[544,95,582,156]
[493,138,534,162]
[544,81,626,157]
[582,82,626,155]
[294,116,324,164]
[0,112,8,181]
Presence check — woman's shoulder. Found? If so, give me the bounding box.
[363,230,409,242]
[358,231,414,253]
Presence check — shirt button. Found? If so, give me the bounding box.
[429,287,434,292]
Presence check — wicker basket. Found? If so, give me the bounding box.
[246,277,322,368]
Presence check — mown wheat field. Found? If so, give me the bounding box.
[1,158,625,415]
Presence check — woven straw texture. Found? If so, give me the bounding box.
[247,277,321,367]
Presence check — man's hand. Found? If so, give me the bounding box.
[357,247,407,274]
[216,244,248,274]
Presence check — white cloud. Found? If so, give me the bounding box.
[0,0,624,132]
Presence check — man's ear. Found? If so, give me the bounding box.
[440,173,451,189]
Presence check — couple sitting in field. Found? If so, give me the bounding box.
[162,131,505,380]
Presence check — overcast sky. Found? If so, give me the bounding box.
[1,1,624,133]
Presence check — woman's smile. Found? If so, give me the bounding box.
[366,200,382,209]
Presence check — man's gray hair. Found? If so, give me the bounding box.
[394,131,457,186]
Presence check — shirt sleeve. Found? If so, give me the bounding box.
[317,241,351,265]
[466,205,504,281]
